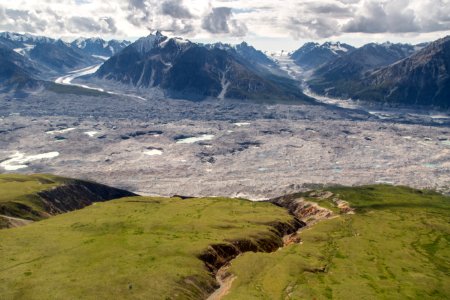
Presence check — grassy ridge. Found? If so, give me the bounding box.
[0,196,293,299]
[0,174,69,221]
[225,185,450,299]
[1,181,448,299]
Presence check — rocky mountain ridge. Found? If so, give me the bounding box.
[94,32,312,102]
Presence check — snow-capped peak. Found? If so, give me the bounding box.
[159,37,191,49]
[133,32,167,53]
[0,31,54,44]
[73,38,87,49]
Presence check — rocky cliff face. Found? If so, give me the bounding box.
[270,190,354,225]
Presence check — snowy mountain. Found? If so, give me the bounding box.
[0,45,42,92]
[0,32,54,45]
[308,42,418,97]
[353,36,450,107]
[70,38,130,58]
[290,42,355,70]
[0,32,102,76]
[93,32,312,102]
[30,39,100,74]
[205,41,280,77]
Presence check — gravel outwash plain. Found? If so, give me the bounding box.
[1,92,449,199]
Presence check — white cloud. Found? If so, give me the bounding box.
[202,7,247,36]
[0,0,449,44]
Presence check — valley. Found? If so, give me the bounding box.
[1,51,449,198]
[1,102,450,198]
[0,25,449,300]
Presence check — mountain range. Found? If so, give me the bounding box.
[0,31,449,108]
[70,38,131,58]
[354,36,450,107]
[93,31,311,102]
[0,46,41,92]
[0,32,130,81]
[307,42,418,95]
[302,38,450,108]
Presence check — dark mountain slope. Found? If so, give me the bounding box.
[206,42,278,74]
[0,46,42,92]
[354,36,450,108]
[95,33,313,103]
[308,42,417,97]
[30,40,99,74]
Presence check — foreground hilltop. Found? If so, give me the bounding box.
[0,174,448,299]
[0,174,135,228]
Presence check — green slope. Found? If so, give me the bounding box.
[1,179,449,299]
[0,174,134,228]
[0,174,69,222]
[0,196,295,299]
[225,185,450,299]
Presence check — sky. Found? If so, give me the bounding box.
[0,0,449,51]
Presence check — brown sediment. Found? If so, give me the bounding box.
[0,215,34,228]
[207,263,236,300]
[189,218,305,300]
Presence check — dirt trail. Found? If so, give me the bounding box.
[0,215,34,228]
[207,264,236,300]
[207,228,303,300]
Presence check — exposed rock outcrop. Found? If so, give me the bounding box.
[178,218,304,300]
[0,215,34,229]
[198,218,304,273]
[270,190,354,225]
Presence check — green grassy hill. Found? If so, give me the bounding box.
[0,174,69,225]
[1,176,449,299]
[225,185,450,299]
[0,174,134,228]
[0,194,297,299]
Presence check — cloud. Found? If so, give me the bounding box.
[342,0,450,34]
[306,2,353,18]
[161,0,193,19]
[201,7,247,36]
[0,7,48,33]
[286,16,340,39]
[342,0,418,33]
[0,0,449,42]
[67,16,118,34]
[125,0,195,34]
